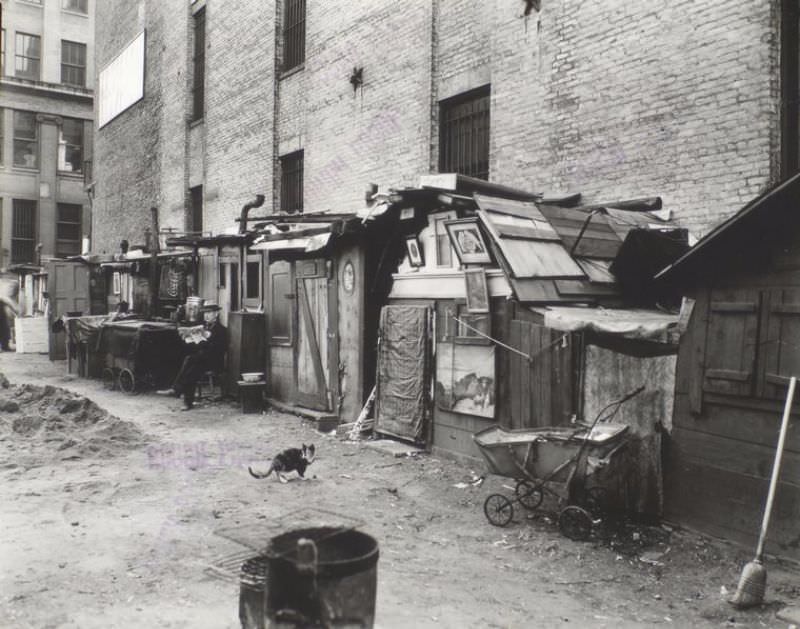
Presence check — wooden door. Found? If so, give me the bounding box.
[507,320,574,429]
[47,261,90,360]
[294,259,337,411]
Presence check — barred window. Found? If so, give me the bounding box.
[62,0,88,13]
[439,86,491,180]
[192,8,206,121]
[13,111,38,169]
[61,40,86,87]
[12,200,37,264]
[15,33,41,80]
[58,118,83,173]
[280,150,304,213]
[282,0,306,71]
[56,203,82,258]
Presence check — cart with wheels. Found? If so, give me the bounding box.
[96,320,185,394]
[474,387,644,540]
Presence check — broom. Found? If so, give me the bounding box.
[730,375,796,609]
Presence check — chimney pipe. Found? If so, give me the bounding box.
[239,194,266,234]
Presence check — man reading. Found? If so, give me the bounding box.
[158,304,226,410]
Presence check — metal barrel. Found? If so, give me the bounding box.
[265,527,379,628]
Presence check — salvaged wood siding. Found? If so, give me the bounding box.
[507,320,574,429]
[667,274,800,560]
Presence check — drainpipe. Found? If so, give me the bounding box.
[238,194,266,235]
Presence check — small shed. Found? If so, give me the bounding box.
[657,173,800,560]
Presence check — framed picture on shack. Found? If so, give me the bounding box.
[464,268,489,313]
[405,235,424,267]
[445,218,491,265]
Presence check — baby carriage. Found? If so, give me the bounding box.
[473,387,644,540]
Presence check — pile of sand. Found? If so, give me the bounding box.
[0,378,147,463]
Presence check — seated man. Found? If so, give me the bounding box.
[157,304,226,410]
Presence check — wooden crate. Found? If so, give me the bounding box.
[15,316,49,354]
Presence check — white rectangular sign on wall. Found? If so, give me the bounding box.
[98,31,146,128]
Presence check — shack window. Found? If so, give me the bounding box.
[439,85,490,180]
[439,303,490,345]
[270,265,292,343]
[246,260,261,300]
[282,0,306,71]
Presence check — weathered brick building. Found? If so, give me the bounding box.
[0,0,94,266]
[93,0,795,248]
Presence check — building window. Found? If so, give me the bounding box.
[56,203,82,257]
[192,8,206,122]
[62,0,88,13]
[61,40,86,87]
[15,33,41,80]
[439,85,491,180]
[280,150,304,213]
[1,30,6,76]
[282,0,306,71]
[13,111,38,169]
[189,185,203,233]
[12,200,37,264]
[58,118,83,173]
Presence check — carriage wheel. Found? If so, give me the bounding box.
[118,368,137,394]
[515,481,544,511]
[484,494,514,527]
[102,368,116,390]
[558,505,593,541]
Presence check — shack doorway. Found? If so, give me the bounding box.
[375,305,430,443]
[294,259,337,412]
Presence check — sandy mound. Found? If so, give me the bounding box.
[0,381,147,463]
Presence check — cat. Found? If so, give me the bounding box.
[248,444,316,483]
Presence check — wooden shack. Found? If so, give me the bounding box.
[657,173,800,560]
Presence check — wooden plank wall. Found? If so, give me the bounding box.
[666,278,800,560]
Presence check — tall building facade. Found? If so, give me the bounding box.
[0,0,94,267]
[93,0,795,251]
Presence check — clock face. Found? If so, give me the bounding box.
[342,260,355,293]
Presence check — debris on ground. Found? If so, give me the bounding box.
[0,383,147,463]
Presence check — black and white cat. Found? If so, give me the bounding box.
[248,444,316,483]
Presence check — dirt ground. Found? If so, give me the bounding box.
[0,353,797,629]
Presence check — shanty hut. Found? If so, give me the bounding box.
[657,173,800,560]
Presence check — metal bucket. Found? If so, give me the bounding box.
[265,527,379,628]
[185,296,205,322]
[239,555,269,629]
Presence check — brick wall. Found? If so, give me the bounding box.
[489,0,780,235]
[93,0,161,252]
[94,0,783,245]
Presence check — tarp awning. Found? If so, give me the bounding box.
[535,306,679,340]
[250,232,331,252]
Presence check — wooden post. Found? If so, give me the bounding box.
[149,206,160,317]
